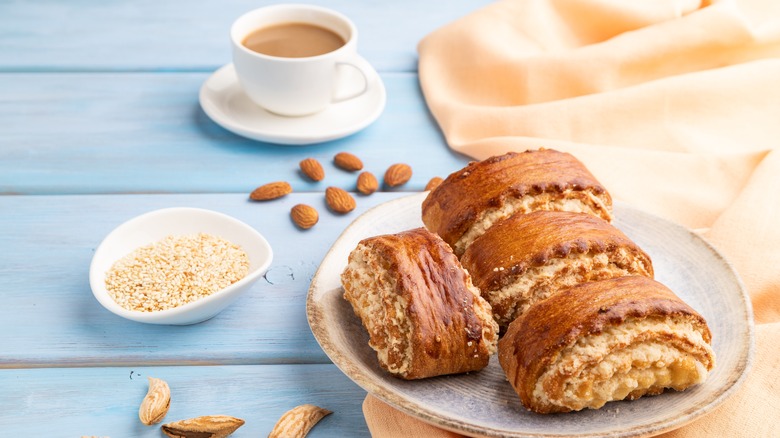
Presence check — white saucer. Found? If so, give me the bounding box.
[199,62,386,145]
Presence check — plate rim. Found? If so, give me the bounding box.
[307,192,755,438]
[198,62,386,145]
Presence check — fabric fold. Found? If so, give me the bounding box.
[361,0,780,436]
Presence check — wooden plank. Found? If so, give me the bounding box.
[0,0,491,73]
[0,364,369,436]
[0,192,412,367]
[0,71,469,196]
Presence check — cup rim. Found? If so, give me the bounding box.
[230,3,357,62]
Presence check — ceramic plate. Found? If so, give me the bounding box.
[307,193,754,437]
[199,62,385,145]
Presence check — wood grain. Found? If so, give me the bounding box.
[0,192,410,367]
[0,0,491,73]
[0,364,368,436]
[0,0,493,436]
[0,72,468,195]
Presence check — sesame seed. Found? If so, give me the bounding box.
[105,233,249,312]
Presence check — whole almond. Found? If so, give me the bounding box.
[139,377,170,426]
[161,415,244,438]
[333,152,363,172]
[425,176,443,192]
[299,158,325,181]
[325,187,356,214]
[269,404,332,438]
[250,181,292,201]
[356,171,378,195]
[384,163,412,187]
[291,204,319,229]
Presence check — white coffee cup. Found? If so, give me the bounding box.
[231,4,374,117]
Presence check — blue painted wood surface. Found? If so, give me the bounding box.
[0,0,494,435]
[0,72,469,195]
[0,365,369,436]
[0,192,410,367]
[0,0,489,73]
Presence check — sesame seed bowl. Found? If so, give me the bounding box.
[89,207,273,325]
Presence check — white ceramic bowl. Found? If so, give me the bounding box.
[89,207,273,325]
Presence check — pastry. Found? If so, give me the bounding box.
[461,210,653,330]
[340,227,498,379]
[422,149,612,256]
[498,275,715,413]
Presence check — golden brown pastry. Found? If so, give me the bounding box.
[498,276,715,413]
[422,149,612,256]
[340,227,498,380]
[461,210,653,330]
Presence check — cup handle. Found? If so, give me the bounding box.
[332,57,373,103]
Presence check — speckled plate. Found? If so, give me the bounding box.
[307,193,754,437]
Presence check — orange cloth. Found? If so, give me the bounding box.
[363,0,780,436]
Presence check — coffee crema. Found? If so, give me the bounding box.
[242,22,346,58]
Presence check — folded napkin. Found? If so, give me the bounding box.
[363,0,780,436]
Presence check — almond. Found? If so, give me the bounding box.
[291,204,319,229]
[325,187,356,214]
[356,171,378,195]
[269,404,332,438]
[299,158,325,182]
[161,415,244,438]
[425,176,443,192]
[333,152,363,172]
[384,163,412,187]
[250,181,292,201]
[139,377,170,426]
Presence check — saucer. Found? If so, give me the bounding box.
[199,62,386,145]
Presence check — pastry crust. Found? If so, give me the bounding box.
[340,227,498,380]
[498,276,715,413]
[422,149,612,255]
[461,210,653,329]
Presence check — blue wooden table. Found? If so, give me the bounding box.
[0,1,493,435]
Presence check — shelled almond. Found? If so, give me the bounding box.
[333,152,363,171]
[291,204,319,229]
[384,163,413,187]
[250,181,292,201]
[425,176,443,191]
[247,154,433,230]
[299,158,325,181]
[325,187,356,214]
[356,171,379,195]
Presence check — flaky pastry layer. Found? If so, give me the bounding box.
[341,228,498,380]
[454,189,611,256]
[498,276,715,414]
[532,318,714,412]
[422,149,612,256]
[487,249,651,329]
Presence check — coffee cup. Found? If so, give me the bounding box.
[231,4,374,117]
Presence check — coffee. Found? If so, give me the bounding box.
[231,5,372,116]
[242,22,346,58]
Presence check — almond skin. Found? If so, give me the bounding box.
[425,176,443,192]
[384,163,412,187]
[325,187,356,214]
[161,415,244,438]
[250,181,292,201]
[333,152,363,172]
[299,158,325,182]
[291,204,319,229]
[356,171,378,195]
[139,377,170,426]
[269,404,332,438]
